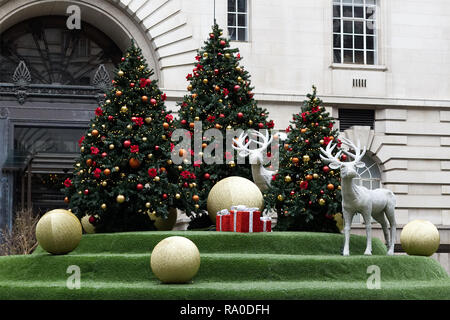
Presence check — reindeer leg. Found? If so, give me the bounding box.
[385,207,396,256]
[342,209,352,256]
[362,211,372,256]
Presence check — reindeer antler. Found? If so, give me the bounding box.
[232,130,273,157]
[340,137,366,163]
[232,131,252,157]
[319,141,343,165]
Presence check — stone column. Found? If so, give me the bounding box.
[0,107,13,231]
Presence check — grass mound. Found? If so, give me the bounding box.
[0,231,448,300]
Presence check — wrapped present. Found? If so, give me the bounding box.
[234,206,262,233]
[216,209,229,232]
[260,216,272,232]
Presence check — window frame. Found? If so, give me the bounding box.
[227,0,249,42]
[332,0,378,65]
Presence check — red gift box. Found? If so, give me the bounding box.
[260,216,272,232]
[235,209,262,233]
[216,210,235,232]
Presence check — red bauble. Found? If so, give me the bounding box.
[150,98,157,105]
[305,139,310,144]
[210,33,215,39]
[162,194,168,200]
[214,69,219,75]
[308,201,313,205]
[146,79,152,86]
[220,40,226,46]
[101,152,107,158]
[258,123,264,129]
[341,154,348,161]
[219,113,225,118]
[234,85,241,92]
[108,115,114,121]
[136,183,144,191]
[204,173,210,180]
[130,83,135,88]
[290,191,295,196]
[84,189,89,195]
[123,140,131,148]
[323,166,330,173]
[320,190,325,194]
[183,182,189,188]
[89,216,96,224]
[181,119,187,125]
[237,112,244,119]
[155,145,160,151]
[121,57,125,62]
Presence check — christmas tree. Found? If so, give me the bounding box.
[264,86,342,232]
[176,23,274,213]
[64,42,200,233]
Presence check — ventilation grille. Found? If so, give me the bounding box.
[339,109,375,131]
[353,78,367,88]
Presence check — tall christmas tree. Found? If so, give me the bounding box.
[264,86,342,232]
[176,23,274,212]
[64,42,200,233]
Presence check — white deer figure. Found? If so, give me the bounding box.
[320,138,397,256]
[232,130,286,191]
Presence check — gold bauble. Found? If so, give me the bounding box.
[207,176,264,222]
[114,166,120,172]
[194,116,200,121]
[154,208,178,231]
[277,195,284,202]
[35,209,82,255]
[203,79,208,84]
[303,155,310,162]
[225,53,231,59]
[142,137,148,142]
[81,215,96,234]
[313,173,319,179]
[80,147,85,153]
[146,202,151,208]
[148,154,153,160]
[145,117,152,124]
[154,176,160,182]
[127,124,133,130]
[102,181,108,187]
[318,198,326,206]
[175,193,181,199]
[285,176,292,183]
[150,236,200,283]
[248,120,253,125]
[401,220,440,256]
[116,195,126,204]
[109,144,115,150]
[121,106,128,113]
[118,70,124,77]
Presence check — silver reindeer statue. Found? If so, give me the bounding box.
[320,138,397,256]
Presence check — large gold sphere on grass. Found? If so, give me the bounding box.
[401,220,440,257]
[35,209,82,255]
[207,176,264,222]
[154,208,178,231]
[150,236,200,283]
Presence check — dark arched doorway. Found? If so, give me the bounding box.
[0,16,123,221]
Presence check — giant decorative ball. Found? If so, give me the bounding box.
[150,236,200,283]
[81,215,96,234]
[36,209,82,255]
[207,176,264,222]
[401,220,440,256]
[154,208,178,231]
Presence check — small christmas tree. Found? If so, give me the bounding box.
[176,23,274,213]
[64,42,200,233]
[264,86,343,232]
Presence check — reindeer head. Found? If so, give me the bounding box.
[320,137,366,180]
[232,130,273,165]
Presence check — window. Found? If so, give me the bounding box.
[338,109,375,131]
[355,155,381,190]
[228,0,248,41]
[333,0,377,65]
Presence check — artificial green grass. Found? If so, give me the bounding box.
[0,231,449,300]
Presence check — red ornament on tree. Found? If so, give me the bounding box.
[323,166,330,173]
[220,40,226,46]
[84,189,89,195]
[234,85,241,92]
[341,154,348,161]
[89,216,96,224]
[237,112,244,119]
[136,184,144,191]
[204,173,210,180]
[151,98,157,106]
[123,140,131,148]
